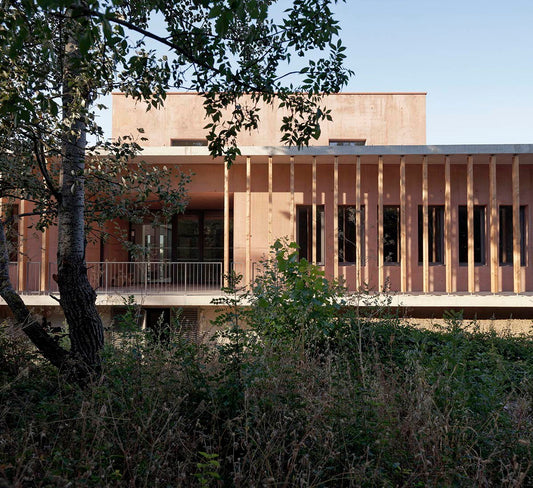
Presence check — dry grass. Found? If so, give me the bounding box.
[1,312,533,487]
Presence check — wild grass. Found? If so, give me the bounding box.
[1,309,532,487]
[1,244,532,486]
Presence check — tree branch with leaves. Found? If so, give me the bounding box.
[0,0,351,382]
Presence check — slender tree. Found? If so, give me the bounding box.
[0,0,351,380]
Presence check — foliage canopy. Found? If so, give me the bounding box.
[0,0,351,377]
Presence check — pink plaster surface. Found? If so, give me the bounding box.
[17,93,533,300]
[112,93,427,146]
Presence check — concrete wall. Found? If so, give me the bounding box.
[112,92,427,146]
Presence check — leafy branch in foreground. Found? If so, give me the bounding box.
[0,0,351,380]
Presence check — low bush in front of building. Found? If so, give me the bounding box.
[1,243,533,486]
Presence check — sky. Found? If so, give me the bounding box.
[333,0,533,144]
[98,0,533,145]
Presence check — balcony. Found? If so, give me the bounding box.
[9,262,224,296]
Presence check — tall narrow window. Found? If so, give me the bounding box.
[417,206,445,264]
[338,205,365,264]
[499,205,526,266]
[458,206,486,264]
[297,205,325,264]
[3,204,19,262]
[383,206,400,264]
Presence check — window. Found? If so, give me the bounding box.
[175,211,225,262]
[417,206,445,264]
[458,206,486,265]
[383,206,400,264]
[499,206,526,266]
[170,139,207,146]
[297,205,325,264]
[329,139,366,146]
[338,205,365,264]
[3,204,19,262]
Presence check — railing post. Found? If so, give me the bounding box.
[145,262,148,295]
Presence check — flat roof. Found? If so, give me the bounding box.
[131,144,533,158]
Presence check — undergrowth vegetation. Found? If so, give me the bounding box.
[1,242,533,486]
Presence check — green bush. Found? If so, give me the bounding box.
[1,244,533,486]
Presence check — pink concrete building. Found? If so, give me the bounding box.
[7,93,533,331]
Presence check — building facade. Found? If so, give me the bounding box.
[5,93,533,332]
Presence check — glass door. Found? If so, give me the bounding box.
[132,222,173,283]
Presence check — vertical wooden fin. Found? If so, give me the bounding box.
[312,156,317,265]
[290,157,295,242]
[223,164,229,286]
[378,156,384,291]
[41,228,49,293]
[355,156,362,290]
[422,156,429,293]
[467,155,475,292]
[445,156,452,292]
[333,157,339,280]
[512,155,521,293]
[489,155,498,293]
[246,156,251,287]
[400,156,407,292]
[268,156,273,247]
[18,199,26,292]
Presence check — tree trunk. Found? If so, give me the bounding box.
[57,31,104,374]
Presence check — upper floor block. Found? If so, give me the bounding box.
[112,92,427,147]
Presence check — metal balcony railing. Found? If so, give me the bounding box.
[47,261,223,295]
[7,262,41,294]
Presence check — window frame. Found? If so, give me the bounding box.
[499,205,527,266]
[296,205,325,265]
[383,205,400,265]
[338,205,365,265]
[458,205,486,265]
[417,205,445,265]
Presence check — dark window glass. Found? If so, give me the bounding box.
[329,139,366,146]
[170,139,207,146]
[174,211,227,262]
[3,204,19,262]
[499,206,526,266]
[176,214,200,261]
[458,206,486,264]
[417,206,445,264]
[383,206,400,264]
[297,205,325,264]
[338,205,365,264]
[203,212,224,262]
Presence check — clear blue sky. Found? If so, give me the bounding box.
[334,0,533,144]
[98,0,533,145]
